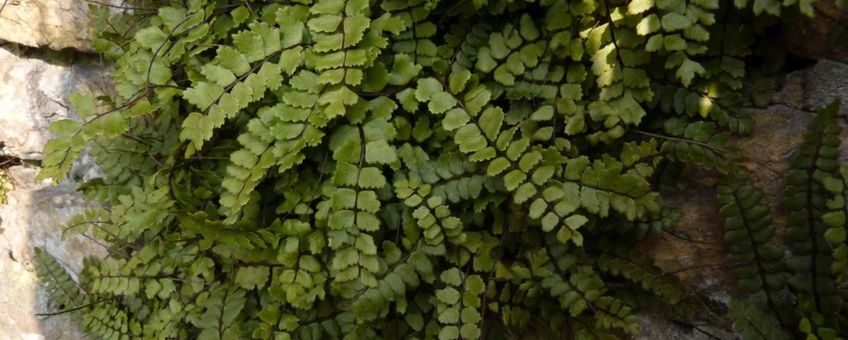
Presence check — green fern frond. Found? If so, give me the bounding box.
[82,300,142,340]
[179,19,291,152]
[597,249,683,304]
[729,298,792,340]
[658,117,741,174]
[823,166,848,286]
[717,178,792,326]
[608,206,681,240]
[537,241,639,335]
[191,284,247,339]
[34,247,86,312]
[785,100,842,317]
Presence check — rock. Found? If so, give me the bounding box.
[0,0,105,52]
[69,152,104,183]
[773,59,848,114]
[637,313,735,340]
[0,166,105,339]
[783,0,848,63]
[735,64,848,241]
[0,44,111,160]
[640,183,736,293]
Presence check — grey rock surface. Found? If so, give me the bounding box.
[0,166,104,340]
[0,44,111,160]
[772,59,848,115]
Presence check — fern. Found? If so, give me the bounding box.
[34,247,86,312]
[717,102,848,339]
[717,179,791,326]
[596,246,683,304]
[33,0,841,338]
[658,117,741,174]
[823,166,848,285]
[432,268,487,339]
[82,301,141,340]
[784,100,842,317]
[729,298,792,340]
[605,206,681,240]
[191,284,248,339]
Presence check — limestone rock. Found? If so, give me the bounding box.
[0,0,112,52]
[0,44,111,160]
[772,59,848,115]
[0,166,105,339]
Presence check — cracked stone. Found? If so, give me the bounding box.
[0,44,111,160]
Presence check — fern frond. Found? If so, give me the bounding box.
[597,249,683,304]
[34,247,87,312]
[179,21,289,152]
[219,101,323,222]
[352,249,430,322]
[82,300,141,340]
[382,0,438,67]
[607,206,680,240]
[823,166,848,285]
[785,100,842,316]
[431,268,486,339]
[797,314,841,340]
[538,241,639,335]
[658,117,741,174]
[395,180,467,248]
[397,146,495,204]
[319,112,402,289]
[729,298,792,340]
[717,178,792,326]
[192,284,247,339]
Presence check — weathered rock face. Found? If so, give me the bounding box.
[642,182,735,293]
[772,59,848,115]
[0,44,110,160]
[0,16,110,338]
[0,0,104,52]
[0,166,104,339]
